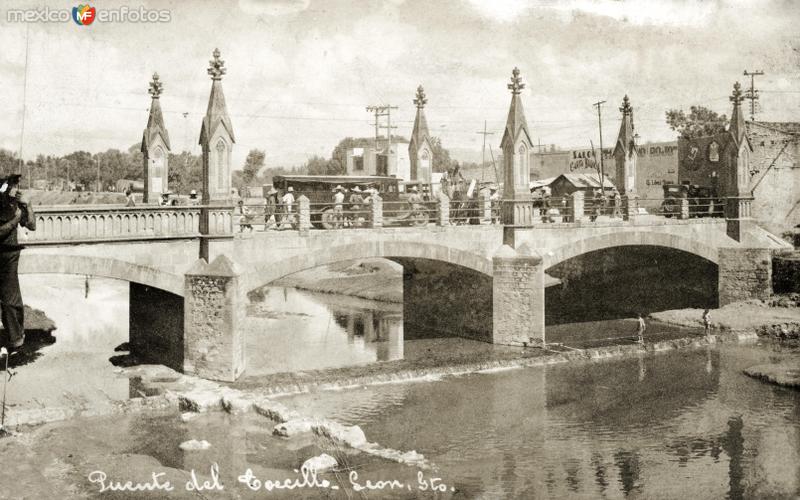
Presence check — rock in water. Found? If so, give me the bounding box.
[179,439,211,451]
[302,454,338,473]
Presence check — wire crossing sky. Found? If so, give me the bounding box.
[0,0,798,168]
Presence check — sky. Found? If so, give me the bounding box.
[0,0,798,169]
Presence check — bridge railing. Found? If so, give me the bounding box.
[22,205,205,243]
[501,196,727,227]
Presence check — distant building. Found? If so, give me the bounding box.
[547,172,616,199]
[531,141,678,200]
[342,137,411,180]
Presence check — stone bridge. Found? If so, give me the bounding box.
[16,202,789,381]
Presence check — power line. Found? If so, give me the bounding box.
[476,120,494,181]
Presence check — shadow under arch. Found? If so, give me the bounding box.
[545,244,718,325]
[542,230,720,270]
[239,240,494,295]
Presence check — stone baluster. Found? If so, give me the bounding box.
[370,194,383,228]
[297,195,311,233]
[571,191,584,223]
[680,198,690,220]
[437,193,450,226]
[622,194,638,222]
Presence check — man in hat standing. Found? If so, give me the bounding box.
[332,185,345,229]
[0,174,35,353]
[280,186,295,229]
[348,186,364,228]
[264,186,278,230]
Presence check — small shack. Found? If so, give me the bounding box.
[547,173,616,198]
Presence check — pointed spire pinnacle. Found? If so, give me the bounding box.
[413,85,427,109]
[614,94,635,159]
[142,72,170,152]
[619,94,632,116]
[410,85,430,160]
[207,48,226,80]
[148,72,163,99]
[507,67,524,95]
[501,67,532,149]
[200,48,235,145]
[729,81,747,146]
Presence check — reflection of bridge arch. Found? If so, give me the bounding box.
[239,240,493,293]
[543,231,720,269]
[18,254,184,296]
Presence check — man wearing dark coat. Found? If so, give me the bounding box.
[0,174,35,353]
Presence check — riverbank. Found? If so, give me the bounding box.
[273,258,403,303]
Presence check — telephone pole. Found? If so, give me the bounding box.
[593,100,606,191]
[366,104,398,174]
[743,69,764,121]
[476,120,494,181]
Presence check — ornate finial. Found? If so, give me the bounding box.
[620,94,632,115]
[730,82,744,105]
[207,48,226,80]
[507,67,524,95]
[413,85,427,109]
[148,72,163,99]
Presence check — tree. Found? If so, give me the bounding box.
[242,149,265,186]
[665,106,729,139]
[429,136,453,173]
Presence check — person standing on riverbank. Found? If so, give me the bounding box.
[703,309,712,336]
[637,314,646,344]
[0,174,35,353]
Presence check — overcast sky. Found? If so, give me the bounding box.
[0,0,798,168]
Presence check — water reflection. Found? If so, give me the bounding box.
[277,345,800,499]
[245,287,404,375]
[8,275,131,409]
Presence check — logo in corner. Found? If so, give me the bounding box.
[72,4,96,25]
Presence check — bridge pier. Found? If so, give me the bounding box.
[718,247,773,306]
[183,255,245,382]
[492,244,545,347]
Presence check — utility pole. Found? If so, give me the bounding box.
[743,70,764,121]
[95,156,101,192]
[476,120,495,181]
[593,100,606,192]
[19,24,30,181]
[366,104,398,175]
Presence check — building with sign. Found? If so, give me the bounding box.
[531,140,678,200]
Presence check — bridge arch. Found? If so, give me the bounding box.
[18,253,184,296]
[542,230,720,270]
[240,240,493,293]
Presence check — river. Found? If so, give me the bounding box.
[5,276,800,499]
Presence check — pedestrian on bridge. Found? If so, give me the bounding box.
[0,174,35,354]
[264,187,278,229]
[280,187,295,229]
[333,186,346,229]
